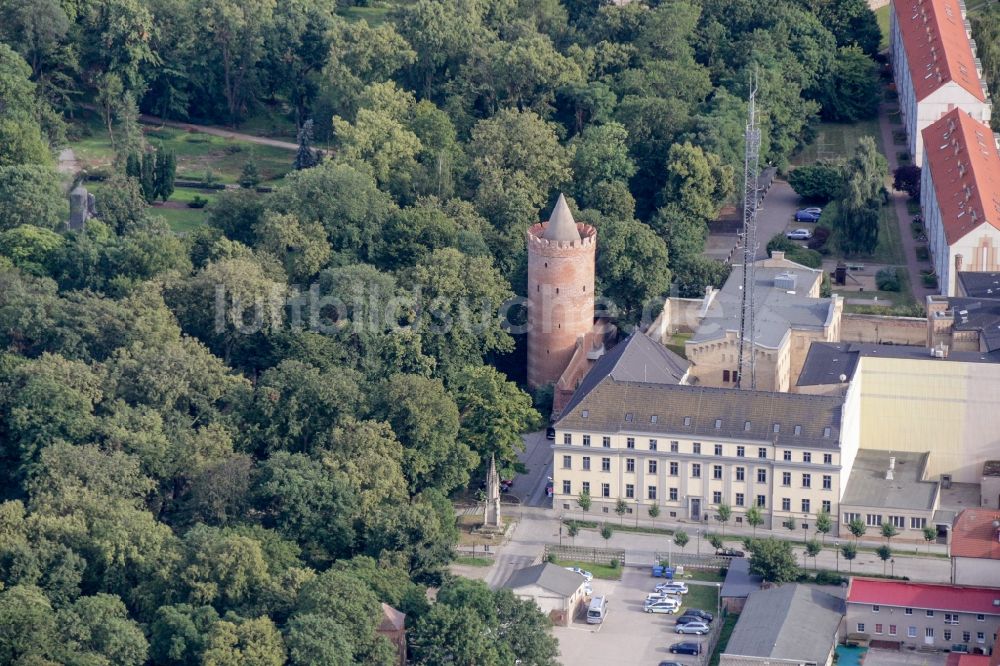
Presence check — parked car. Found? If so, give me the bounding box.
[676,614,713,627]
[795,207,822,222]
[565,567,593,582]
[786,228,812,240]
[655,582,688,594]
[545,426,555,440]
[669,642,702,655]
[658,662,684,666]
[679,609,714,622]
[675,621,711,635]
[645,599,680,614]
[716,547,745,558]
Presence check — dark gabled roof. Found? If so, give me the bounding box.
[796,342,860,386]
[949,297,1000,352]
[557,377,843,449]
[721,558,762,599]
[724,585,844,664]
[561,330,688,417]
[502,563,585,598]
[957,272,1000,299]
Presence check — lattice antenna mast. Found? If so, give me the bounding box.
[736,75,762,390]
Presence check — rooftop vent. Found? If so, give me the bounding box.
[774,272,797,291]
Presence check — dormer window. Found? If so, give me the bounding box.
[650,415,658,423]
[794,425,802,436]
[823,427,832,438]
[773,423,780,434]
[744,421,751,431]
[714,419,722,429]
[625,413,634,423]
[683,416,692,426]
[581,410,589,419]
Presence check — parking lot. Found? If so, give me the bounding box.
[553,569,718,666]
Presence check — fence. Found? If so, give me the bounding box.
[699,607,731,666]
[653,552,730,570]
[544,545,625,566]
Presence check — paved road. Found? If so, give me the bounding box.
[704,180,807,263]
[137,112,300,150]
[57,148,78,175]
[515,430,554,508]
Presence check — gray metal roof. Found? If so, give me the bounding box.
[690,265,833,349]
[840,450,938,511]
[948,297,1000,352]
[724,584,844,665]
[502,563,584,598]
[798,342,1000,387]
[541,193,581,242]
[721,558,762,599]
[557,377,843,449]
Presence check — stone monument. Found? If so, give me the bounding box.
[68,184,91,231]
[483,455,501,530]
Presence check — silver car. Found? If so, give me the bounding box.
[675,621,710,635]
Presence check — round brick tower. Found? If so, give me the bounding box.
[526,193,597,389]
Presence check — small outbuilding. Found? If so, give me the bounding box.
[377,603,406,666]
[502,562,589,626]
[721,584,844,666]
[720,558,763,613]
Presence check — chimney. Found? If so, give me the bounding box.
[890,456,896,470]
[956,254,964,272]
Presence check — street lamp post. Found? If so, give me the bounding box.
[697,530,702,556]
[834,541,840,572]
[891,558,895,577]
[716,583,722,619]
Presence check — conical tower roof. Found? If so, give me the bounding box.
[542,193,581,242]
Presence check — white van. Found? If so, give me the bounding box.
[586,595,608,624]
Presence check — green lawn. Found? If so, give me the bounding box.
[665,332,691,359]
[554,559,623,581]
[680,584,720,617]
[454,556,493,567]
[68,110,293,186]
[875,5,890,52]
[683,569,725,583]
[564,519,674,537]
[709,613,740,666]
[792,118,883,166]
[152,206,209,233]
[817,200,905,266]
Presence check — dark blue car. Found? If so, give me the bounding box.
[669,642,702,655]
[795,207,822,222]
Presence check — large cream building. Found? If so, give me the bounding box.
[551,331,860,534]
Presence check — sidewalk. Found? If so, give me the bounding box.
[876,99,933,304]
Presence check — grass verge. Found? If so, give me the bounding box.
[876,5,890,52]
[709,614,740,666]
[554,559,622,581]
[681,584,719,616]
[564,519,674,537]
[454,556,493,567]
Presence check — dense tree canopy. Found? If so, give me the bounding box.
[0,0,888,659]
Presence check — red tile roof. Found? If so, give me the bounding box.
[951,508,1000,560]
[947,654,991,666]
[893,0,986,102]
[921,109,1000,244]
[848,578,1000,615]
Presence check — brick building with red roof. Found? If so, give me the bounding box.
[920,108,1000,295]
[950,508,1000,585]
[846,577,1000,652]
[890,0,991,166]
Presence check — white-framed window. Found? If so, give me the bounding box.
[824,453,832,464]
[601,458,611,472]
[891,515,905,528]
[944,613,958,625]
[649,439,657,451]
[758,447,768,459]
[583,435,591,447]
[857,623,865,633]
[626,458,635,472]
[944,630,952,642]
[563,433,572,445]
[713,465,723,480]
[801,499,811,513]
[844,512,861,523]
[822,500,831,513]
[736,467,745,481]
[601,483,610,498]
[649,460,658,474]
[669,488,678,501]
[757,469,767,483]
[670,441,679,452]
[925,627,934,640]
[582,457,591,471]
[875,624,883,635]
[582,482,590,494]
[802,452,811,463]
[822,475,832,490]
[715,444,723,456]
[691,463,701,478]
[756,495,766,507]
[963,632,971,642]
[648,486,657,500]
[562,480,571,494]
[977,632,985,643]
[977,614,985,622]
[907,626,917,638]
[783,450,792,461]
[693,442,702,454]
[782,498,791,511]
[735,493,745,506]
[926,610,934,618]
[562,455,571,469]
[713,491,722,503]
[872,605,880,613]
[910,517,926,529]
[625,484,634,499]
[736,446,745,457]
[627,437,635,449]
[866,514,883,527]
[669,462,678,476]
[602,436,611,448]
[889,625,896,636]
[782,472,791,487]
[905,608,913,615]
[802,473,811,488]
